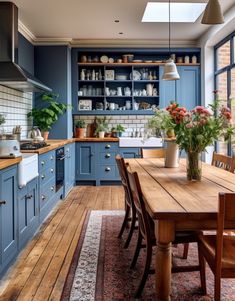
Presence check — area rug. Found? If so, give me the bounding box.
[61,210,235,301]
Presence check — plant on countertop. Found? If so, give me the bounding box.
[94,116,111,138]
[111,124,125,137]
[75,119,86,128]
[75,119,86,138]
[27,93,71,139]
[0,114,5,125]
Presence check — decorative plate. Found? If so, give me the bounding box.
[133,60,143,63]
[130,70,141,80]
[144,60,153,63]
[100,55,109,63]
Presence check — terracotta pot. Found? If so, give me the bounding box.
[75,127,85,138]
[42,131,49,140]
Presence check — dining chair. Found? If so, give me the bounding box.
[211,151,233,171]
[116,155,137,248]
[198,192,235,301]
[141,147,190,259]
[126,167,206,298]
[141,148,165,159]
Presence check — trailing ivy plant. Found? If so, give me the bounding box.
[27,93,71,132]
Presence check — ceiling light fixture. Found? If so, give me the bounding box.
[119,32,123,35]
[162,0,180,81]
[201,0,224,24]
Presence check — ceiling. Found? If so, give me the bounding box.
[1,0,235,44]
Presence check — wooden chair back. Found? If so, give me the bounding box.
[216,193,235,275]
[211,152,232,172]
[141,148,165,159]
[230,156,235,173]
[115,155,132,207]
[126,168,152,241]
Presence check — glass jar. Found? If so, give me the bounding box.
[186,151,202,181]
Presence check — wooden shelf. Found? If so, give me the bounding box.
[73,110,154,115]
[77,62,200,66]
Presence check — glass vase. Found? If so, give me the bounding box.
[186,151,202,181]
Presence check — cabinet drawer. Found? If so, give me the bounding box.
[97,142,118,152]
[39,151,55,172]
[39,179,55,207]
[98,165,117,179]
[99,151,116,164]
[39,166,55,187]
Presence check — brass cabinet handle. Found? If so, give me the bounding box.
[51,186,54,191]
[50,168,54,173]
[41,195,46,201]
[50,156,54,160]
[41,160,45,165]
[26,194,33,200]
[0,200,6,205]
[105,153,111,158]
[105,144,111,149]
[41,174,45,179]
[105,167,111,172]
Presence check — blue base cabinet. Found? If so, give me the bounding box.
[18,177,39,249]
[64,143,75,197]
[0,166,17,274]
[76,143,96,182]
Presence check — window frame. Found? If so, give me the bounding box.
[214,31,235,156]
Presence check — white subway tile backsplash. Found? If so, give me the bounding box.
[0,85,33,138]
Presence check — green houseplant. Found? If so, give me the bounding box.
[75,120,86,138]
[27,93,70,140]
[94,116,110,138]
[112,124,125,137]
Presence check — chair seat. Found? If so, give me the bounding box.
[199,234,235,270]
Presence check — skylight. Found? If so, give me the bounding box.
[142,2,207,23]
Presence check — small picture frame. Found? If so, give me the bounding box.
[78,99,92,111]
[105,69,115,80]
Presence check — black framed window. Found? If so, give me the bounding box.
[214,31,235,155]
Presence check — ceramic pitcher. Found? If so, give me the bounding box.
[146,83,154,96]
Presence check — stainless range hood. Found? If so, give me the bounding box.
[0,2,52,92]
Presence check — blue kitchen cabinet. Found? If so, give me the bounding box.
[18,177,39,249]
[64,143,75,196]
[176,66,200,109]
[0,166,17,274]
[159,65,200,109]
[76,143,96,181]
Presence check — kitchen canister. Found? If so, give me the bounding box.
[192,55,197,64]
[184,55,190,64]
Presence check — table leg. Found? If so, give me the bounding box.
[155,220,175,301]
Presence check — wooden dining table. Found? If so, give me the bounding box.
[125,158,235,301]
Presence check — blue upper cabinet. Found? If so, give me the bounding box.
[0,166,17,274]
[176,66,200,109]
[159,65,200,109]
[34,46,72,139]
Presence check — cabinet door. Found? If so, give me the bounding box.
[159,66,177,108]
[18,178,39,248]
[64,143,75,196]
[0,166,17,271]
[76,143,96,180]
[176,66,200,109]
[70,143,76,185]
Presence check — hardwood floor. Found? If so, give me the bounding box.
[0,186,124,301]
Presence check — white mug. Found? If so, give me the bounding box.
[109,103,115,110]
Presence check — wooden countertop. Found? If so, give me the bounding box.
[0,157,22,170]
[21,138,119,155]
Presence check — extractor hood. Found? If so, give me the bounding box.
[0,2,52,93]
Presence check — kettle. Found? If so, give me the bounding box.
[28,127,43,140]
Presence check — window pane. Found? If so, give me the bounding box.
[216,72,228,106]
[216,41,231,70]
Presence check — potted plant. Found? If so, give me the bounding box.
[94,116,110,138]
[113,124,125,137]
[0,114,6,136]
[27,93,70,140]
[75,120,86,138]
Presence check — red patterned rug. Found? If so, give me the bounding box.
[61,211,235,301]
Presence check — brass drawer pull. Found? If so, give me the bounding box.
[41,160,45,165]
[26,194,33,200]
[105,153,111,158]
[105,144,111,149]
[50,156,54,160]
[41,174,45,179]
[0,200,6,205]
[41,195,46,201]
[50,168,54,173]
[51,186,54,191]
[105,167,111,172]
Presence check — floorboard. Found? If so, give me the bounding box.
[0,185,124,301]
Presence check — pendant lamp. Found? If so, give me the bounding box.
[162,0,180,81]
[201,0,224,25]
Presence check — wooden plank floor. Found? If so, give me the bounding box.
[0,186,124,301]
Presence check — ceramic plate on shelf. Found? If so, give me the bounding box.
[133,60,143,63]
[130,70,141,80]
[144,60,153,63]
[100,55,109,63]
